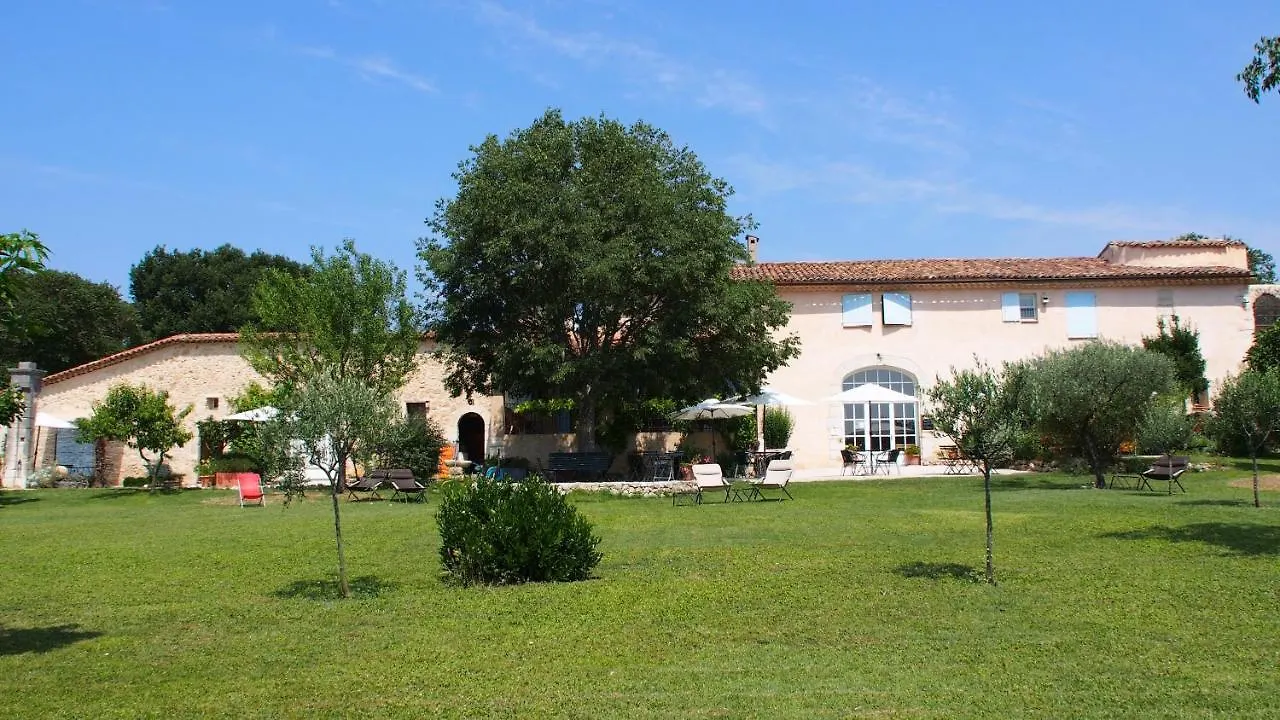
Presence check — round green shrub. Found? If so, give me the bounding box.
[436,475,602,586]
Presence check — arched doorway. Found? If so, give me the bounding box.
[841,367,919,453]
[457,413,486,467]
[1254,293,1280,334]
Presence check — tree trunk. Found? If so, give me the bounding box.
[1083,436,1106,489]
[331,456,351,598]
[983,460,995,585]
[141,449,159,493]
[1252,453,1261,509]
[576,392,598,452]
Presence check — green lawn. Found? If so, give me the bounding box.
[1,465,1278,719]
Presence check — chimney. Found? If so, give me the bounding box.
[746,235,759,263]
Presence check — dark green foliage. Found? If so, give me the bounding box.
[75,383,194,487]
[0,385,22,428]
[720,414,757,454]
[129,244,309,340]
[420,109,799,451]
[437,475,602,585]
[1249,247,1277,284]
[1136,399,1195,455]
[762,407,794,449]
[0,229,49,309]
[0,270,140,374]
[1141,315,1209,400]
[1246,324,1280,373]
[371,414,447,483]
[1238,36,1280,102]
[1208,369,1280,507]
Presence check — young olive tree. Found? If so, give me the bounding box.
[273,370,397,597]
[1024,342,1175,488]
[75,383,193,489]
[1208,370,1280,508]
[420,109,799,450]
[928,360,1030,584]
[1136,398,1196,457]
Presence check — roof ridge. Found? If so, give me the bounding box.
[43,333,243,385]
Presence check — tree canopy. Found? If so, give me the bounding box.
[1238,36,1280,102]
[75,383,193,488]
[0,270,141,374]
[241,239,420,397]
[420,109,799,451]
[1,229,49,425]
[1246,323,1280,373]
[1209,369,1280,508]
[1024,342,1175,488]
[1141,315,1208,401]
[129,244,309,341]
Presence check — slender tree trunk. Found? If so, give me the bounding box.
[1083,436,1106,488]
[141,449,158,493]
[331,456,351,598]
[577,391,598,452]
[1252,453,1261,508]
[983,459,995,585]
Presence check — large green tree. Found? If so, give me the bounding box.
[1141,315,1208,402]
[1,230,50,425]
[0,270,141,374]
[1238,36,1280,102]
[241,240,420,599]
[75,383,194,489]
[928,360,1031,584]
[1208,370,1280,508]
[129,244,309,340]
[420,110,799,451]
[1024,342,1175,489]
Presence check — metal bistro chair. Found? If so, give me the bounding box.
[873,448,902,474]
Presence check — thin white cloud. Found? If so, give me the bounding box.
[475,1,770,121]
[298,45,436,94]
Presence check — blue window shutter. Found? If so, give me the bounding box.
[882,292,912,325]
[1065,291,1097,338]
[842,293,873,327]
[1001,292,1021,322]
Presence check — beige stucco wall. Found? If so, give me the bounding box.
[33,339,503,486]
[1099,243,1249,269]
[768,282,1254,469]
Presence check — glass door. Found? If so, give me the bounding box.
[868,402,892,452]
[843,403,867,450]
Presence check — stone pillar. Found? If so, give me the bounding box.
[2,362,45,489]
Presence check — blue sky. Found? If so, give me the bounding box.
[3,0,1278,297]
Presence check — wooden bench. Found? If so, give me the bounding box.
[546,452,614,483]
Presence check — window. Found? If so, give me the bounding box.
[841,368,918,452]
[1065,291,1098,338]
[881,292,912,325]
[1002,292,1038,322]
[205,397,219,410]
[841,293,873,327]
[1254,293,1280,333]
[406,402,428,418]
[1157,289,1175,318]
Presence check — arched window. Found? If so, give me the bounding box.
[1254,293,1280,333]
[841,367,918,453]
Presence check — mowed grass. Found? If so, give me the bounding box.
[1,465,1278,719]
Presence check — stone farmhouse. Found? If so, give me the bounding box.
[1,237,1273,486]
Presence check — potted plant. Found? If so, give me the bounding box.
[194,460,216,488]
[903,444,921,465]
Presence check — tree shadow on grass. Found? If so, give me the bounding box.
[0,624,102,655]
[1226,458,1280,475]
[272,575,398,601]
[989,477,1089,492]
[0,493,40,507]
[1101,523,1280,556]
[1177,499,1254,508]
[894,561,981,583]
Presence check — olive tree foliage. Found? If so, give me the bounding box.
[1238,36,1280,103]
[928,360,1031,585]
[1136,398,1196,456]
[1246,323,1280,374]
[241,239,421,396]
[420,110,799,451]
[1024,342,1176,488]
[1208,370,1280,508]
[269,370,397,598]
[75,383,194,488]
[1,230,49,425]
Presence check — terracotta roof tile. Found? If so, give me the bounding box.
[1104,239,1246,249]
[43,333,242,385]
[731,257,1251,286]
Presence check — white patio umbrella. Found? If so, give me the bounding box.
[32,411,77,468]
[671,399,753,459]
[825,384,918,404]
[740,386,813,451]
[223,406,280,422]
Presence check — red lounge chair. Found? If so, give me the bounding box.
[237,474,265,507]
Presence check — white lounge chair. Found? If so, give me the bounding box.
[749,459,794,500]
[673,463,731,505]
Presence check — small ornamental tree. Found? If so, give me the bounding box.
[1142,315,1209,402]
[1024,342,1175,488]
[1208,370,1280,508]
[75,383,194,489]
[1136,398,1196,457]
[928,360,1031,584]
